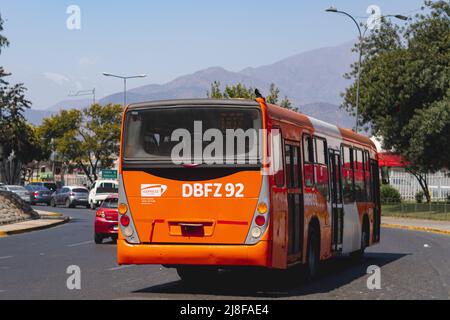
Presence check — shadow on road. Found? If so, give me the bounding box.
[134,252,408,298]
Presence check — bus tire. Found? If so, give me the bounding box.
[176,266,218,285]
[354,216,370,259]
[307,225,321,279]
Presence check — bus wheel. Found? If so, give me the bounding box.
[307,226,321,279]
[354,218,370,260]
[176,267,218,285]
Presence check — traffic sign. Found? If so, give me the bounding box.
[101,169,118,180]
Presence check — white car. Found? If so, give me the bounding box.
[89,180,119,210]
[2,185,31,203]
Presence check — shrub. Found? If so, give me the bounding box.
[415,191,425,203]
[381,184,401,204]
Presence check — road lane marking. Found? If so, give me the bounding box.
[108,265,134,271]
[68,240,94,247]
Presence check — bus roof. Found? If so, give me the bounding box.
[127,99,259,111]
[266,103,376,150]
[125,98,375,150]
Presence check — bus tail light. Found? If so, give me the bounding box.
[251,227,262,238]
[118,203,128,215]
[245,176,270,245]
[118,174,141,244]
[257,202,268,215]
[120,215,130,227]
[255,215,266,227]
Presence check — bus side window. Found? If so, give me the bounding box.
[285,145,293,188]
[285,144,301,189]
[315,138,329,200]
[341,145,355,204]
[365,151,372,201]
[303,135,315,188]
[272,129,285,187]
[354,149,365,202]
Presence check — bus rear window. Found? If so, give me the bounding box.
[123,107,262,165]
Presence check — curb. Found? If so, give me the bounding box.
[39,213,64,220]
[382,223,450,236]
[0,217,70,237]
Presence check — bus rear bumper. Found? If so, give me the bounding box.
[117,240,271,267]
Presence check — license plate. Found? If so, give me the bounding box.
[79,198,87,201]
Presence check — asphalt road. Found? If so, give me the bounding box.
[0,205,449,300]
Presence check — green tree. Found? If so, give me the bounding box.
[266,83,280,104]
[207,81,223,99]
[341,1,450,202]
[0,13,47,184]
[38,104,123,184]
[208,82,295,110]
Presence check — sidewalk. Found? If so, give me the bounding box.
[382,216,450,236]
[0,211,69,237]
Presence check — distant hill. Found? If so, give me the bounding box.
[24,98,92,125]
[99,41,355,108]
[32,41,357,127]
[24,109,55,126]
[47,98,92,112]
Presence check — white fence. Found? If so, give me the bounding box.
[63,175,90,187]
[389,169,450,201]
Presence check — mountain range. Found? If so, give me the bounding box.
[25,41,357,128]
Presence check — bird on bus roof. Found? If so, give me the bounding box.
[255,89,264,99]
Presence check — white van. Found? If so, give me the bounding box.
[88,180,119,210]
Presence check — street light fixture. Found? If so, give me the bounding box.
[325,7,408,133]
[102,73,147,106]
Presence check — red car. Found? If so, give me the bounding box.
[94,194,119,244]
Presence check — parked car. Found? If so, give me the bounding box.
[94,194,119,244]
[25,185,53,205]
[28,182,58,193]
[89,180,119,210]
[2,185,31,203]
[51,186,90,208]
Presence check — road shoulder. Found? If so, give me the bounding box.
[0,211,70,237]
[382,216,450,236]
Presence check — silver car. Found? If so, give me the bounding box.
[51,186,90,209]
[3,185,31,203]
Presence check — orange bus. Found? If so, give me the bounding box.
[117,97,381,280]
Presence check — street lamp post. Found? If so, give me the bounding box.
[326,7,408,133]
[102,73,147,106]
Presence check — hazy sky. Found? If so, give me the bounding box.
[0,0,425,109]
